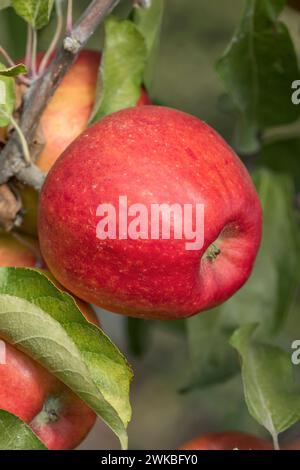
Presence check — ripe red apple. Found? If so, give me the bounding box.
[0,341,96,449]
[19,50,151,237]
[180,432,273,450]
[0,232,42,267]
[0,233,99,448]
[39,106,262,320]
[283,438,300,450]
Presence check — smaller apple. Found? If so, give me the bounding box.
[0,232,99,449]
[0,341,96,449]
[283,438,300,450]
[180,432,273,450]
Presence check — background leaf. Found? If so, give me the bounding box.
[133,0,164,89]
[0,63,27,77]
[260,138,300,191]
[0,62,15,127]
[184,169,300,390]
[12,0,54,29]
[0,0,11,10]
[216,0,300,152]
[0,410,47,450]
[0,268,133,449]
[230,324,300,443]
[90,15,147,124]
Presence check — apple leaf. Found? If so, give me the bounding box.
[0,63,27,77]
[0,268,133,450]
[90,15,147,124]
[230,324,300,442]
[184,169,300,390]
[260,138,300,191]
[133,0,164,89]
[0,0,11,10]
[0,62,15,127]
[216,0,300,152]
[12,0,54,30]
[0,410,47,450]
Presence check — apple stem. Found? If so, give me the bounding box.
[39,0,64,76]
[204,243,221,261]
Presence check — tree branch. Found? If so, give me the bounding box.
[0,0,121,190]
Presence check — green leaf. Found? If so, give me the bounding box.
[90,16,147,124]
[183,309,238,390]
[12,0,54,29]
[184,169,300,390]
[0,0,11,10]
[0,268,133,449]
[230,324,300,441]
[0,62,15,127]
[260,138,300,191]
[0,63,27,77]
[127,317,151,357]
[216,0,300,152]
[0,410,47,450]
[133,0,164,89]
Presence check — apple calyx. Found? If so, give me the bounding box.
[32,395,62,425]
[204,243,221,261]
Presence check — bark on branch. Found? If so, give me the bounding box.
[0,0,120,191]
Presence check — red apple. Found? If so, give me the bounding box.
[180,432,273,450]
[0,233,99,449]
[38,106,262,320]
[283,438,300,450]
[0,232,42,267]
[0,341,96,449]
[19,50,151,237]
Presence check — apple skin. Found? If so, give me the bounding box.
[0,232,42,267]
[283,439,300,450]
[0,341,96,449]
[180,432,273,450]
[39,106,262,320]
[19,50,151,237]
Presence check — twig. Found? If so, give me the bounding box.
[66,0,73,35]
[39,0,64,75]
[25,26,33,74]
[0,0,121,190]
[0,46,16,67]
[31,29,38,78]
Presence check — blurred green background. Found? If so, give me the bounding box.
[1,0,300,450]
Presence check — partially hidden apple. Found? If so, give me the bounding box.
[19,50,151,237]
[0,232,42,267]
[180,432,273,450]
[0,233,98,449]
[0,342,96,450]
[39,106,262,320]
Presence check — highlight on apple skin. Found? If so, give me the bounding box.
[39,105,262,320]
